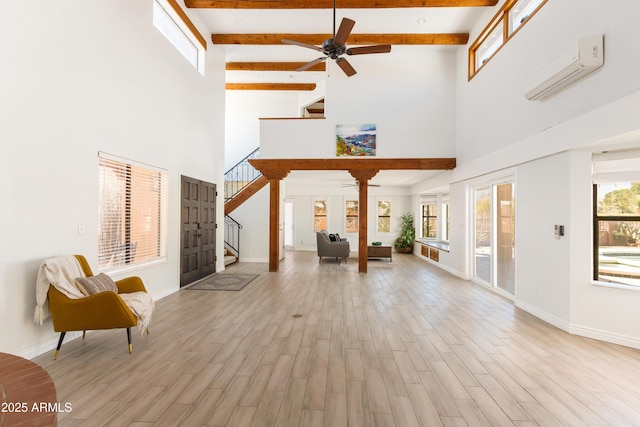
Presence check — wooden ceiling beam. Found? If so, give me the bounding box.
[226,62,326,71]
[249,157,456,172]
[187,0,498,8]
[226,83,317,90]
[213,33,469,45]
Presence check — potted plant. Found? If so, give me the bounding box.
[394,212,415,253]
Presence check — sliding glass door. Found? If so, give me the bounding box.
[474,187,492,284]
[473,182,516,296]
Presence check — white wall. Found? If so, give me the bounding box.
[567,147,640,347]
[225,91,301,170]
[456,0,640,166]
[229,186,271,262]
[0,0,226,357]
[516,153,571,324]
[242,48,457,262]
[413,0,640,348]
[260,49,457,159]
[285,183,412,254]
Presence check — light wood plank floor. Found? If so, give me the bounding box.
[33,251,640,426]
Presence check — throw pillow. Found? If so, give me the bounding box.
[335,233,341,241]
[329,234,336,242]
[75,273,118,296]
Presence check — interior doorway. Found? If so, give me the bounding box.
[284,198,295,249]
[180,176,217,287]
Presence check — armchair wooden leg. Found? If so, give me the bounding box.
[127,328,132,353]
[82,330,86,339]
[54,332,66,360]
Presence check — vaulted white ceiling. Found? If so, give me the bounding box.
[189,2,493,85]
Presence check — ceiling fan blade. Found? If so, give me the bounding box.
[335,57,357,77]
[296,57,326,72]
[347,45,392,55]
[282,39,323,52]
[334,18,355,46]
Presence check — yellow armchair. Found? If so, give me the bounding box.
[48,255,150,359]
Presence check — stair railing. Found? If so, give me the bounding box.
[225,147,261,201]
[224,215,242,259]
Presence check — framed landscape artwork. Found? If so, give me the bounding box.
[336,124,376,156]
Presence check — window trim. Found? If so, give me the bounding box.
[442,194,450,243]
[345,199,359,234]
[468,0,547,80]
[592,149,640,288]
[313,198,328,233]
[153,0,207,74]
[592,187,640,287]
[377,199,392,234]
[422,203,438,240]
[98,152,169,272]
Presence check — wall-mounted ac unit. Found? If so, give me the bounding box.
[524,34,604,101]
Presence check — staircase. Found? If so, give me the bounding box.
[223,148,269,262]
[225,148,261,201]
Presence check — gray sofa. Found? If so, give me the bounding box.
[316,230,350,264]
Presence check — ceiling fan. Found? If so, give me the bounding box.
[341,180,381,190]
[281,0,392,77]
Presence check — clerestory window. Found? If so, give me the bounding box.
[153,0,207,75]
[469,0,547,79]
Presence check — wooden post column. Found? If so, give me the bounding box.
[263,169,289,272]
[248,157,456,274]
[349,169,379,273]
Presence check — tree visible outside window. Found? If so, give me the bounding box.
[378,200,391,233]
[314,200,327,232]
[98,155,168,270]
[422,204,438,238]
[346,200,359,233]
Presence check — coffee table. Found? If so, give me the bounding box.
[367,245,392,261]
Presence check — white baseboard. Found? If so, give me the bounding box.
[238,257,268,263]
[568,323,640,350]
[153,287,177,301]
[515,300,571,331]
[515,300,640,350]
[21,331,83,360]
[413,252,465,280]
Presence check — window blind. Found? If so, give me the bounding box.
[98,154,168,270]
[593,149,640,184]
[420,195,437,204]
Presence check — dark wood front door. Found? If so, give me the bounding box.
[180,176,217,287]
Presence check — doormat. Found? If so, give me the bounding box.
[184,274,259,291]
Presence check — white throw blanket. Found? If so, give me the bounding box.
[34,255,86,325]
[34,256,154,334]
[120,292,155,335]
